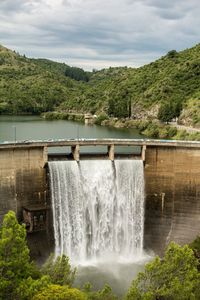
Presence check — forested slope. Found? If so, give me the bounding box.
[0,44,199,127]
[0,45,86,114]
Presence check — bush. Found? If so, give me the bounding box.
[142,122,159,138]
[43,112,60,120]
[167,50,178,58]
[158,127,169,139]
[15,276,50,300]
[190,236,200,269]
[125,242,200,300]
[83,283,118,300]
[158,101,182,123]
[32,285,87,300]
[174,129,188,140]
[136,120,149,132]
[167,126,177,137]
[41,254,76,287]
[95,112,109,125]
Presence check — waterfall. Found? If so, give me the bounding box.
[49,160,145,263]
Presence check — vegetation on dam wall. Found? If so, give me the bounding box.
[0,211,200,300]
[0,43,200,129]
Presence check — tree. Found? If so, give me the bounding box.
[158,101,182,123]
[32,284,87,300]
[0,211,85,300]
[125,242,200,300]
[41,254,76,287]
[15,275,50,300]
[84,283,118,300]
[65,66,90,82]
[95,112,109,125]
[0,211,37,299]
[158,102,173,122]
[167,50,178,58]
[190,236,200,270]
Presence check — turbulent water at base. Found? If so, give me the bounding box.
[49,160,145,264]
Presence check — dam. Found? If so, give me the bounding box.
[0,138,200,259]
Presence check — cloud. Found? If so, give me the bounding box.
[0,0,200,70]
[0,0,42,14]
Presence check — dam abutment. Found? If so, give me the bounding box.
[144,145,200,254]
[0,146,48,221]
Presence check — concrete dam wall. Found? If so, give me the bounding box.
[0,147,47,221]
[0,140,200,257]
[145,146,200,255]
[0,146,50,261]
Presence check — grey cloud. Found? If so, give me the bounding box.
[0,0,42,14]
[0,0,26,12]
[133,0,198,20]
[0,0,200,70]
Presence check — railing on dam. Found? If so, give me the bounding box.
[0,138,200,162]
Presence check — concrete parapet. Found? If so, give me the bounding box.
[1,139,200,150]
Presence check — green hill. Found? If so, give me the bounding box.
[0,44,199,127]
[0,45,87,114]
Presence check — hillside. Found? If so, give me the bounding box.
[0,45,86,114]
[0,44,199,127]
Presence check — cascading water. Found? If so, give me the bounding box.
[49,160,145,264]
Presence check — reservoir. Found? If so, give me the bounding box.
[0,115,143,142]
[0,115,143,155]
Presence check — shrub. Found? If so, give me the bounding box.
[95,112,109,125]
[15,275,50,300]
[41,254,76,287]
[174,129,188,140]
[158,101,182,123]
[137,120,149,132]
[125,242,200,300]
[83,283,118,300]
[142,122,159,138]
[167,126,177,137]
[167,50,178,58]
[32,285,87,300]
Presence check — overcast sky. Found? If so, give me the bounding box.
[0,0,200,70]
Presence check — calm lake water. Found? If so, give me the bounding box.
[0,115,144,154]
[0,115,151,296]
[0,115,143,141]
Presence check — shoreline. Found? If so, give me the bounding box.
[41,111,200,141]
[1,112,200,141]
